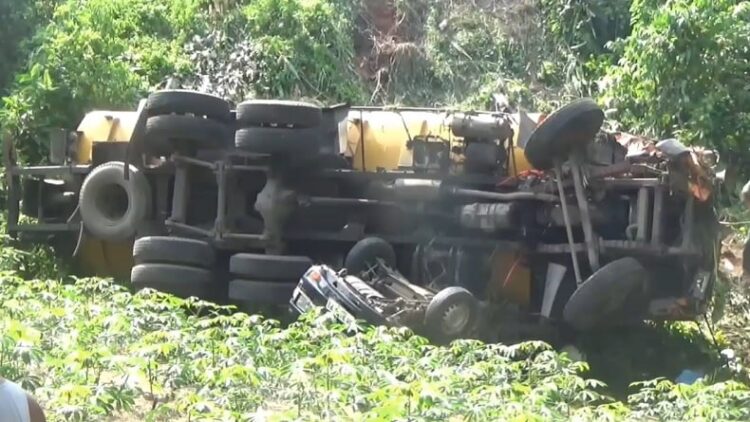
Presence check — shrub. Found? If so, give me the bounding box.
[0,0,206,163]
[600,0,750,168]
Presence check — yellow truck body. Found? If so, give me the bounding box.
[74,107,536,305]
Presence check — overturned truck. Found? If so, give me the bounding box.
[4,91,721,337]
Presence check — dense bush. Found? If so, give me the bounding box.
[0,0,60,96]
[601,0,750,166]
[0,0,205,163]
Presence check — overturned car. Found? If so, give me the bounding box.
[4,91,721,334]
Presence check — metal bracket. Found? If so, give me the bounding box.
[570,155,600,272]
[553,160,582,284]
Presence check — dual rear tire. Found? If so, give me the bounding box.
[143,89,232,155]
[234,100,322,156]
[131,236,217,300]
[228,253,313,311]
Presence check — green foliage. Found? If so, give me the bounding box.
[0,0,206,163]
[0,267,745,421]
[601,0,750,165]
[242,0,365,102]
[0,0,60,96]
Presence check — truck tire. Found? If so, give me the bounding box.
[524,98,604,170]
[133,236,214,268]
[79,161,151,241]
[229,253,313,281]
[424,286,478,344]
[234,127,318,154]
[228,279,298,305]
[562,257,648,331]
[131,263,214,299]
[344,237,397,274]
[145,115,230,151]
[146,89,231,122]
[236,100,322,128]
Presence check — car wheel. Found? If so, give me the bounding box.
[344,237,397,274]
[424,286,478,344]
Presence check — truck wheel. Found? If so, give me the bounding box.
[562,257,648,331]
[344,237,397,274]
[236,100,322,128]
[234,127,318,154]
[79,161,151,241]
[230,253,313,281]
[524,98,604,170]
[424,286,478,344]
[228,279,298,305]
[146,89,231,122]
[133,236,214,268]
[131,263,214,299]
[145,115,231,152]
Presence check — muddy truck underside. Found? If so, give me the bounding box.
[4,91,721,333]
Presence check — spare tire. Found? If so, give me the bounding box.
[562,257,649,331]
[234,127,319,154]
[145,115,231,152]
[236,100,322,128]
[146,89,231,122]
[344,237,397,274]
[79,161,152,241]
[133,236,215,268]
[229,253,313,281]
[524,98,604,170]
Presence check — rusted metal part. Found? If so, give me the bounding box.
[554,161,582,284]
